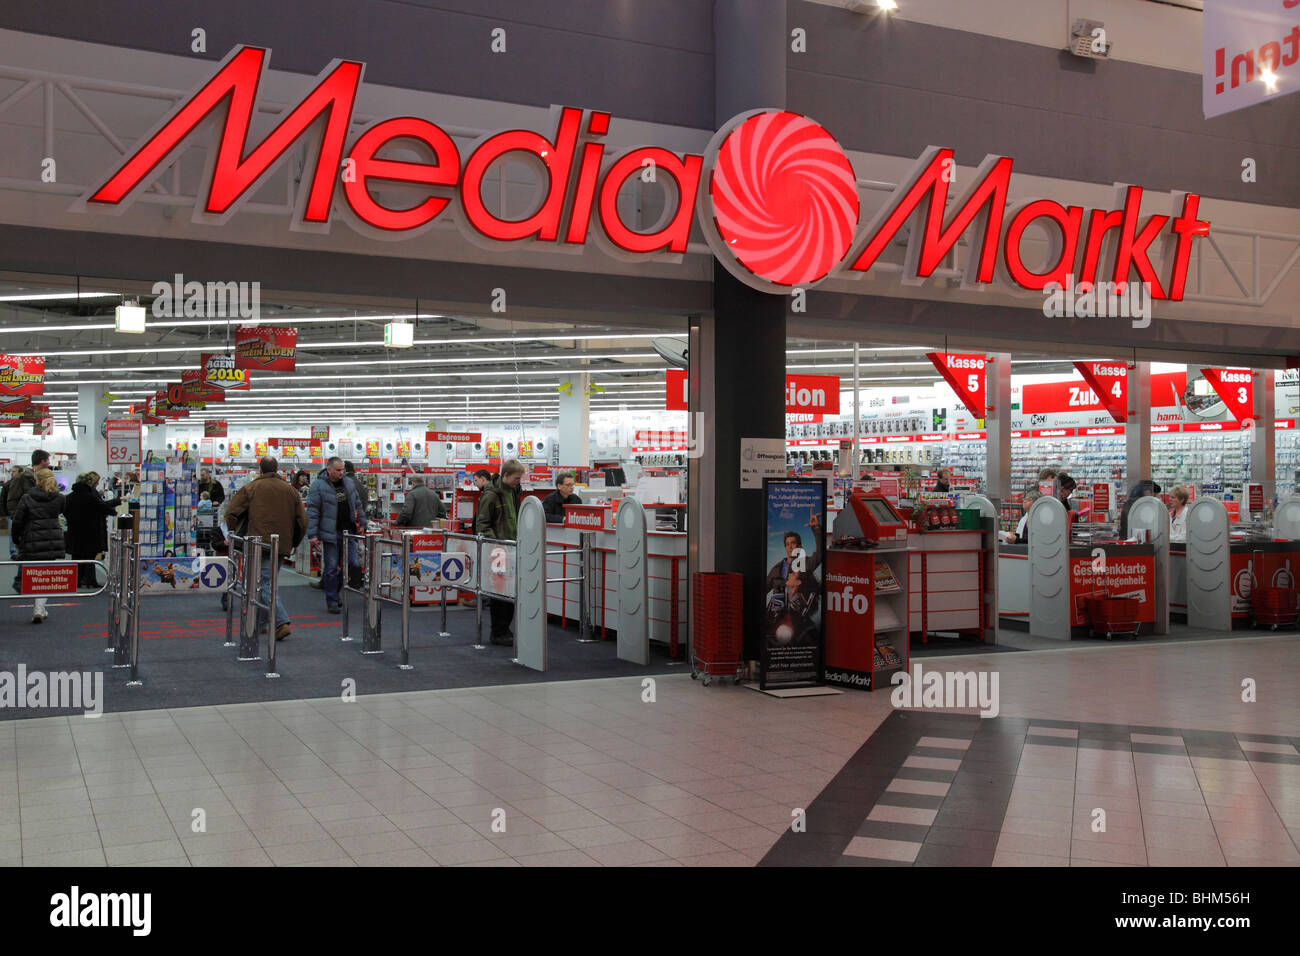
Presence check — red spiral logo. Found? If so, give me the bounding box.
[709,111,859,287]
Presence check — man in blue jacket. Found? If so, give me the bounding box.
[307,457,364,614]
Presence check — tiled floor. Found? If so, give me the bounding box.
[2,632,1298,866]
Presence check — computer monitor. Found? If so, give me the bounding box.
[604,467,626,487]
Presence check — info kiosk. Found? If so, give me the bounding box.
[823,491,909,691]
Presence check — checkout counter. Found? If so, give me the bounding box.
[998,495,1164,640]
[1170,496,1300,631]
[1001,490,1300,639]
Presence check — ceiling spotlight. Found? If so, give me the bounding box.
[115,300,147,334]
[384,321,414,348]
[877,0,898,10]
[1260,68,1280,93]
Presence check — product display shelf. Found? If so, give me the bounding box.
[871,547,910,676]
[137,457,197,559]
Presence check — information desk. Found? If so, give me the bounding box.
[1170,540,1300,622]
[543,524,687,652]
[999,541,1157,636]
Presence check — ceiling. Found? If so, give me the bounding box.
[1,272,1087,428]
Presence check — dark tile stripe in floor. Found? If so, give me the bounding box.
[759,713,1284,867]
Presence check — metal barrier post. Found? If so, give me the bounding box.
[237,538,262,661]
[340,533,362,643]
[104,529,121,653]
[224,535,243,648]
[473,536,486,649]
[399,533,413,670]
[125,542,143,686]
[113,540,135,669]
[265,534,281,678]
[577,532,597,643]
[439,578,451,638]
[362,532,383,654]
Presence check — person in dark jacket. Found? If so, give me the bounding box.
[65,472,122,588]
[5,449,48,561]
[398,475,444,527]
[343,461,370,519]
[11,468,65,623]
[307,457,365,614]
[1118,479,1161,539]
[197,468,225,506]
[475,459,524,644]
[227,456,309,640]
[541,471,582,523]
[933,467,951,493]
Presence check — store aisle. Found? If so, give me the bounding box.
[1,632,1296,866]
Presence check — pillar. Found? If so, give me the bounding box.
[689,0,787,663]
[76,384,110,473]
[985,353,1012,505]
[558,374,590,468]
[1252,368,1274,507]
[1126,361,1152,486]
[427,418,449,466]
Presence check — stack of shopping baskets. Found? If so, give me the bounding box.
[691,571,744,686]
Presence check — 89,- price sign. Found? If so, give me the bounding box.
[105,419,142,465]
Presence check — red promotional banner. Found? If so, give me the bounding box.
[0,354,44,396]
[1070,555,1156,625]
[205,420,228,438]
[154,391,188,419]
[666,371,840,414]
[202,352,252,391]
[182,368,224,403]
[1073,361,1128,422]
[786,374,840,415]
[1200,368,1254,422]
[666,369,688,411]
[0,394,31,410]
[234,326,297,372]
[926,353,985,418]
[1022,371,1187,414]
[427,431,482,443]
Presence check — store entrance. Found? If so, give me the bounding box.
[0,271,695,713]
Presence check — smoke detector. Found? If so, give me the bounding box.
[1069,19,1110,58]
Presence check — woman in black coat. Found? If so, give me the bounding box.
[11,468,66,623]
[65,472,121,587]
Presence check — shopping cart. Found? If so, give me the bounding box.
[1085,592,1140,640]
[1250,586,1299,629]
[690,571,744,686]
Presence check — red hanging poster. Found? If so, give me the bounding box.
[0,354,44,396]
[926,352,986,418]
[234,326,297,372]
[1200,368,1254,422]
[1073,361,1128,423]
[202,352,252,391]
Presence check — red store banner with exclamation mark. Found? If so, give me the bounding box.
[1201,368,1255,422]
[1203,0,1300,120]
[926,353,986,418]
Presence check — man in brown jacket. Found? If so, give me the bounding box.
[225,456,308,640]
